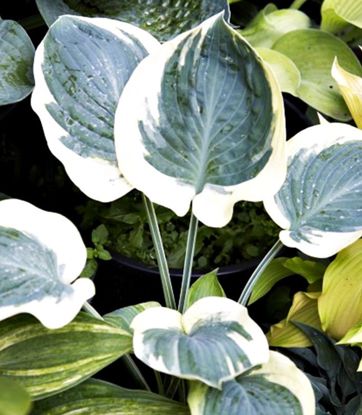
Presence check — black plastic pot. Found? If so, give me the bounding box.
[92,253,259,314]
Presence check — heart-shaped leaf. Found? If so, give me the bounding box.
[31,378,189,414]
[319,239,362,339]
[31,15,159,202]
[131,297,269,388]
[0,313,131,399]
[0,199,93,329]
[115,14,286,227]
[0,19,34,105]
[272,29,362,120]
[35,0,230,42]
[264,122,362,258]
[188,351,315,415]
[0,377,31,415]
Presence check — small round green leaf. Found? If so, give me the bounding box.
[188,351,315,415]
[0,377,31,415]
[31,15,160,202]
[272,29,362,121]
[0,313,131,399]
[0,19,34,105]
[264,123,362,258]
[0,199,94,329]
[35,0,230,41]
[31,378,189,414]
[131,297,269,388]
[115,14,286,227]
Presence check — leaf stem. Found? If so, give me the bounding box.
[154,370,165,396]
[238,239,284,306]
[82,302,151,391]
[289,0,308,9]
[178,213,199,313]
[142,194,176,309]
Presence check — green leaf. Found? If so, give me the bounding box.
[282,257,326,283]
[322,0,362,35]
[31,15,159,202]
[240,4,310,48]
[319,239,362,339]
[104,302,161,336]
[31,378,189,414]
[0,377,31,415]
[0,19,34,105]
[0,199,94,329]
[35,0,230,42]
[267,291,322,347]
[131,297,269,388]
[188,351,315,415]
[256,47,301,95]
[272,29,362,120]
[115,14,286,227]
[264,122,362,258]
[92,224,109,245]
[0,313,131,399]
[186,269,225,309]
[79,258,98,279]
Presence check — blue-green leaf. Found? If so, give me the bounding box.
[115,14,286,227]
[35,0,230,42]
[0,19,34,105]
[31,15,159,202]
[131,297,269,388]
[0,313,131,399]
[31,378,189,414]
[0,199,93,329]
[188,351,315,415]
[264,122,362,258]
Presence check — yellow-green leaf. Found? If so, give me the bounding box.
[318,239,362,340]
[267,291,322,347]
[0,377,31,415]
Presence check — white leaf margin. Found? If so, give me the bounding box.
[115,14,287,227]
[0,199,94,329]
[264,122,362,258]
[131,296,269,386]
[31,15,160,202]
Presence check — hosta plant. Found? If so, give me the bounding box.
[1,1,362,414]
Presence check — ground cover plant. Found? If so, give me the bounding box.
[1,1,362,414]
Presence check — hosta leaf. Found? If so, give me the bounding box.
[273,29,362,120]
[0,199,93,329]
[332,57,362,128]
[0,19,34,105]
[131,297,269,388]
[264,122,362,258]
[282,257,326,283]
[31,378,189,414]
[115,14,286,227]
[267,291,322,348]
[0,377,31,415]
[188,351,315,415]
[240,4,310,48]
[256,47,301,95]
[186,269,225,309]
[339,322,362,345]
[322,0,362,34]
[31,15,159,202]
[319,239,362,339]
[104,301,161,335]
[0,313,131,399]
[35,0,230,42]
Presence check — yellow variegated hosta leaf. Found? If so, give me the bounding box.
[332,58,362,128]
[319,239,362,340]
[267,292,322,348]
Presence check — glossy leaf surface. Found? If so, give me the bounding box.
[115,14,286,227]
[0,199,93,329]
[131,297,269,388]
[264,123,362,258]
[35,0,230,41]
[188,351,315,415]
[31,378,189,414]
[32,15,159,202]
[0,19,34,105]
[0,313,131,399]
